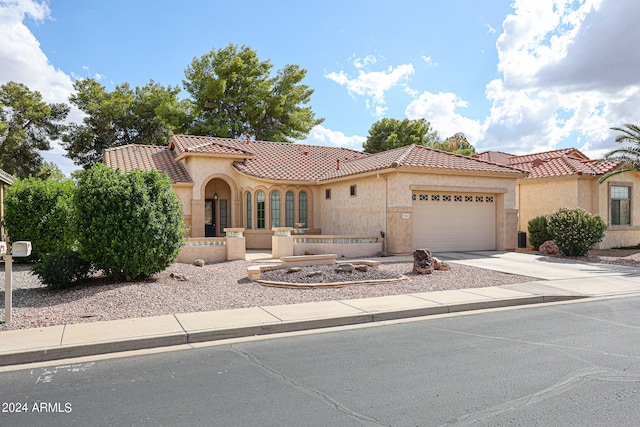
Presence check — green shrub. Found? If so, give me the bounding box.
[527,215,553,250]
[4,177,76,261]
[547,208,607,256]
[33,249,92,289]
[74,164,187,280]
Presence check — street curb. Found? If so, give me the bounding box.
[0,295,589,367]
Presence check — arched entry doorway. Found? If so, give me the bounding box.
[204,178,231,237]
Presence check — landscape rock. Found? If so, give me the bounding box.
[539,240,559,255]
[307,271,323,277]
[413,249,433,274]
[287,267,302,273]
[194,259,205,267]
[354,265,369,272]
[432,257,451,271]
[170,272,189,281]
[335,263,355,273]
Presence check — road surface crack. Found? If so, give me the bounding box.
[230,345,389,426]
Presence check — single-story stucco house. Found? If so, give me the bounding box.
[0,168,14,241]
[103,135,526,254]
[475,148,639,249]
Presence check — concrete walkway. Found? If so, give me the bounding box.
[2,251,640,367]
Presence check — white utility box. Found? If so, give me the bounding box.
[12,241,32,257]
[0,241,6,255]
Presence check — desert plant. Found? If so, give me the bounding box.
[547,208,607,256]
[74,164,187,280]
[527,215,553,250]
[4,177,76,261]
[33,249,92,289]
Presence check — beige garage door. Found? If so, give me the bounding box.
[412,192,496,252]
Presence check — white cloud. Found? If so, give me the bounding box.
[485,24,496,34]
[325,60,414,117]
[479,0,640,158]
[405,91,482,143]
[353,54,377,69]
[304,125,366,151]
[0,0,80,175]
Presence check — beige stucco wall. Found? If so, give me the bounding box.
[176,154,520,253]
[320,169,520,254]
[518,172,640,249]
[320,175,386,237]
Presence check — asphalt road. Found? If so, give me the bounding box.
[2,296,640,426]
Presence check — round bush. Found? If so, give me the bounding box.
[527,215,553,250]
[74,164,187,280]
[4,177,76,261]
[547,208,607,256]
[33,249,92,289]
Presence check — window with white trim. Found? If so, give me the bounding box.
[611,185,631,225]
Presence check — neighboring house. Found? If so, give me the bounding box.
[103,135,526,253]
[475,148,638,249]
[0,168,14,241]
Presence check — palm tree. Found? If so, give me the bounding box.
[598,124,640,183]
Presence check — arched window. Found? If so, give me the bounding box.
[299,191,308,228]
[256,191,265,229]
[246,192,252,229]
[285,191,294,227]
[271,191,281,227]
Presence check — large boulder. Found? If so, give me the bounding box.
[413,249,433,274]
[539,240,560,254]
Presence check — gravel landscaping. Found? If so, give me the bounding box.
[1,249,638,331]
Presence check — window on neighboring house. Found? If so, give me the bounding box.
[350,185,357,196]
[325,188,331,199]
[285,191,294,227]
[299,191,308,228]
[256,191,265,229]
[246,192,252,229]
[611,185,631,225]
[271,190,281,227]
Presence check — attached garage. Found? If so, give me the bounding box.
[412,192,496,252]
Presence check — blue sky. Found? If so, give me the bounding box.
[2,0,640,175]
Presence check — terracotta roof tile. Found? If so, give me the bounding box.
[102,145,192,183]
[475,148,621,180]
[321,145,525,180]
[104,137,526,183]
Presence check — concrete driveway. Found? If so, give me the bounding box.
[439,251,640,297]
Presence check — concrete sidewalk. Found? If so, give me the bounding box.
[2,251,640,367]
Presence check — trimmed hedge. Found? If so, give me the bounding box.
[527,215,553,250]
[33,249,92,289]
[74,164,187,280]
[4,177,76,261]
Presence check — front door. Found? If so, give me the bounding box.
[205,199,216,237]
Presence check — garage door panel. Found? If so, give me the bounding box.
[412,193,495,252]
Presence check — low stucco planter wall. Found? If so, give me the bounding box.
[292,236,382,258]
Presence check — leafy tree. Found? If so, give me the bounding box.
[434,132,476,156]
[363,118,439,154]
[183,43,323,142]
[74,164,187,280]
[0,81,69,178]
[64,78,189,169]
[4,177,76,261]
[598,124,640,183]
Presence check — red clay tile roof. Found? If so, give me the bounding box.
[103,137,525,184]
[321,145,525,180]
[102,145,192,183]
[474,148,620,179]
